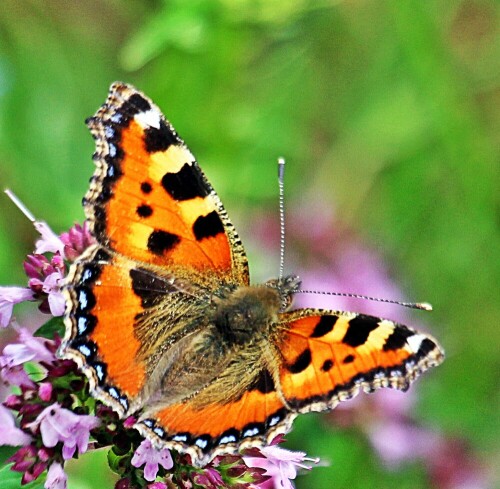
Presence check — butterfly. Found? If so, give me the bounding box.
[60,82,444,467]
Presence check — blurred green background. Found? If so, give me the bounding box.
[0,1,498,488]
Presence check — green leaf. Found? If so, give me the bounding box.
[0,464,46,489]
[34,317,65,339]
[107,447,131,476]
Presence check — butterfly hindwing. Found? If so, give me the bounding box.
[135,379,293,467]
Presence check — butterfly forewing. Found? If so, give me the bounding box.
[85,82,249,284]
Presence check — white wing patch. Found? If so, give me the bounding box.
[406,333,426,353]
[135,109,161,129]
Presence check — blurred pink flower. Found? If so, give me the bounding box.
[0,287,34,327]
[244,445,318,489]
[45,462,67,489]
[0,404,32,446]
[34,222,65,257]
[131,439,173,481]
[367,417,441,466]
[0,328,56,387]
[27,403,100,460]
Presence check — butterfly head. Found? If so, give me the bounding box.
[265,274,302,312]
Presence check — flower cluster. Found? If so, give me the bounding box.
[0,220,93,327]
[0,219,318,489]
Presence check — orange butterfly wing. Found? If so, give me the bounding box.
[61,83,249,414]
[136,387,293,467]
[63,248,165,411]
[277,310,444,411]
[85,82,248,282]
[131,308,444,466]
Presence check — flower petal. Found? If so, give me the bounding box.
[45,462,67,489]
[47,290,65,317]
[0,405,32,447]
[34,222,65,257]
[0,287,35,327]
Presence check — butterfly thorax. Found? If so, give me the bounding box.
[212,285,282,346]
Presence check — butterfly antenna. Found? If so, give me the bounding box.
[4,189,36,222]
[5,189,62,243]
[297,288,433,311]
[277,157,286,284]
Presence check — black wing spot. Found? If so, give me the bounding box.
[144,120,178,153]
[192,211,224,241]
[250,369,276,393]
[70,339,97,362]
[74,287,96,313]
[147,230,180,255]
[75,314,97,337]
[136,204,153,218]
[128,93,152,113]
[288,348,312,374]
[343,354,355,364]
[383,326,414,351]
[311,315,338,338]
[161,163,211,201]
[342,315,379,347]
[78,263,102,286]
[418,338,437,356]
[141,181,152,194]
[321,359,334,372]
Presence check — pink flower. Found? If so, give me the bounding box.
[192,466,225,487]
[24,254,60,281]
[0,286,35,327]
[40,272,65,317]
[8,444,37,472]
[34,222,65,257]
[28,403,100,460]
[368,418,441,466]
[131,439,173,481]
[24,253,66,316]
[59,222,95,262]
[8,444,47,484]
[244,445,318,489]
[38,382,53,402]
[45,462,67,489]
[0,405,32,446]
[0,328,56,387]
[0,363,34,387]
[1,328,55,365]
